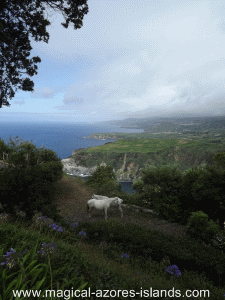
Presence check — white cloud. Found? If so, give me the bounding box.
[1,0,225,122]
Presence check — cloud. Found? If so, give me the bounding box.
[2,0,225,122]
[12,100,26,106]
[31,86,55,99]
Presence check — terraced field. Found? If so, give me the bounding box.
[85,137,223,153]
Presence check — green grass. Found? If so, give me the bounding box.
[85,137,225,154]
[1,175,225,299]
[74,136,225,173]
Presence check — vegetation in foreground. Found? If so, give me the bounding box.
[1,137,225,299]
[1,205,225,300]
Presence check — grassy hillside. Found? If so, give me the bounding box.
[85,138,224,153]
[70,137,225,174]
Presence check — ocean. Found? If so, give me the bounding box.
[0,121,143,194]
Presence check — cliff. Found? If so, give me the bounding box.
[61,157,108,178]
[61,138,221,181]
[61,149,139,181]
[61,156,137,181]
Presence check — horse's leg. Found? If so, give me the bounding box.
[87,204,91,217]
[119,206,123,217]
[104,208,108,220]
[88,206,92,218]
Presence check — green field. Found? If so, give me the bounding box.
[85,138,225,154]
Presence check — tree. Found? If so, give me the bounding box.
[85,164,122,197]
[0,136,64,221]
[181,165,225,230]
[185,211,221,245]
[0,0,88,108]
[132,165,186,223]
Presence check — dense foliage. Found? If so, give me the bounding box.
[185,211,221,245]
[132,154,225,228]
[0,136,64,220]
[84,164,122,197]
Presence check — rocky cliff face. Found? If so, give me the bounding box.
[61,157,100,177]
[61,151,140,182]
[116,153,140,181]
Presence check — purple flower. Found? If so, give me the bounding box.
[121,253,129,258]
[33,215,54,229]
[1,248,27,269]
[79,231,86,236]
[166,265,182,277]
[49,224,63,232]
[36,242,58,257]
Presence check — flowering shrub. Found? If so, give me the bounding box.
[166,265,182,277]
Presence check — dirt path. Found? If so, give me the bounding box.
[53,175,188,239]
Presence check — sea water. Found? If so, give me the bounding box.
[0,121,143,194]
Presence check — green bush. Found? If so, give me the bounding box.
[84,164,121,197]
[153,195,184,223]
[132,165,185,218]
[185,211,222,244]
[0,136,63,221]
[181,165,225,228]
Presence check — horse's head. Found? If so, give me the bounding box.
[119,197,123,203]
[115,197,123,206]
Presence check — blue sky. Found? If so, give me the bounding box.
[1,0,225,123]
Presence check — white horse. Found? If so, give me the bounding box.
[87,196,123,220]
[92,194,123,217]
